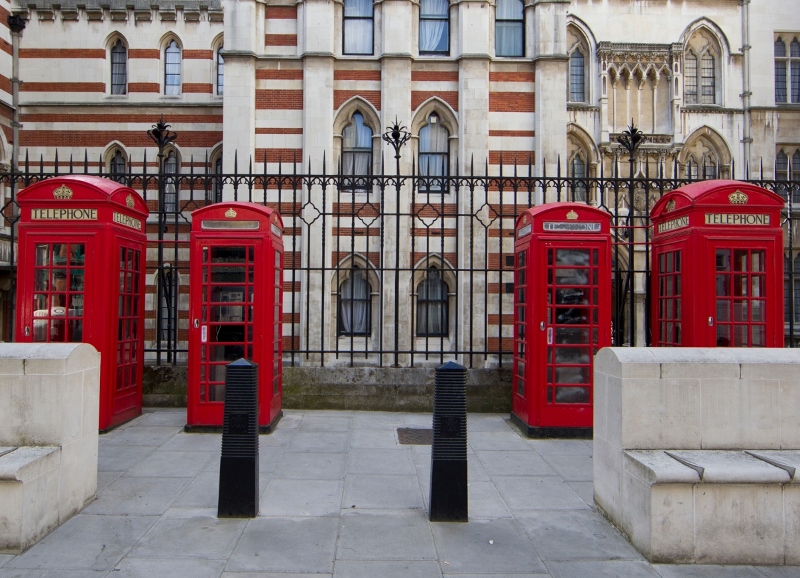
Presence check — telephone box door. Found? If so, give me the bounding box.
[113,238,145,421]
[709,239,778,347]
[189,241,262,427]
[21,236,92,344]
[539,242,607,428]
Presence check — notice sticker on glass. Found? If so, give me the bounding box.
[547,327,553,345]
[201,325,208,343]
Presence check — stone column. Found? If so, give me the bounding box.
[301,0,336,364]
[532,1,568,182]
[455,0,491,365]
[222,0,262,190]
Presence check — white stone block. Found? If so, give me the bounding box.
[700,378,782,449]
[621,377,701,450]
[786,485,800,564]
[593,436,623,523]
[694,484,785,565]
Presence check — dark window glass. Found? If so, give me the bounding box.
[111,39,127,95]
[339,267,371,335]
[417,267,449,336]
[570,48,585,102]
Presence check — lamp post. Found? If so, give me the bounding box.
[147,117,177,364]
[382,118,411,366]
[616,121,646,346]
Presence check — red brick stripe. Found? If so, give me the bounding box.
[129,49,160,59]
[266,34,297,47]
[489,130,535,137]
[256,148,304,163]
[489,151,534,164]
[256,69,303,80]
[490,72,535,82]
[20,48,105,58]
[21,82,105,93]
[334,70,381,81]
[412,71,458,82]
[183,83,213,93]
[129,83,160,93]
[256,89,304,109]
[256,128,304,134]
[21,113,223,123]
[266,6,297,18]
[412,91,458,112]
[489,92,535,112]
[183,50,213,59]
[0,39,12,56]
[0,75,10,94]
[334,90,381,110]
[19,130,222,148]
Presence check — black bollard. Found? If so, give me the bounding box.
[429,361,468,522]
[217,358,259,518]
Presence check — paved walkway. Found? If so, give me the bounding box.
[0,409,797,578]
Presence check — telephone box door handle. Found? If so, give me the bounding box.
[24,326,30,337]
[540,321,545,331]
[193,319,199,328]
[708,317,714,326]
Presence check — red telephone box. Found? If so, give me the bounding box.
[650,180,784,347]
[15,175,149,431]
[187,202,284,431]
[511,203,612,437]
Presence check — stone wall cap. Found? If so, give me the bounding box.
[667,450,791,484]
[747,451,800,483]
[0,343,97,361]
[624,450,700,484]
[23,1,221,10]
[0,446,60,482]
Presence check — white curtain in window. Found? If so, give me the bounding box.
[344,0,373,54]
[340,270,370,334]
[496,0,523,57]
[418,269,447,335]
[342,113,372,176]
[420,0,448,53]
[164,152,178,212]
[419,119,449,178]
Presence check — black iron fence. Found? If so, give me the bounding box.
[3,149,800,368]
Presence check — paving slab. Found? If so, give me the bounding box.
[159,432,222,452]
[468,431,531,451]
[127,450,214,478]
[110,557,227,578]
[567,481,594,507]
[102,426,183,447]
[98,444,156,472]
[430,518,548,575]
[226,517,339,574]
[753,567,800,577]
[539,453,594,482]
[347,447,416,475]
[83,476,191,515]
[350,428,402,448]
[528,439,594,456]
[466,481,513,519]
[343,474,425,510]
[0,570,110,577]
[259,478,344,517]
[333,560,442,577]
[128,514,247,560]
[652,565,765,577]
[136,409,188,427]
[493,476,590,511]
[336,510,437,560]
[475,450,558,477]
[352,411,407,430]
[4,514,157,572]
[273,451,347,479]
[516,509,642,562]
[287,431,351,453]
[547,560,661,578]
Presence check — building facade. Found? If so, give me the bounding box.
[0,0,799,364]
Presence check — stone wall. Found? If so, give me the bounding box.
[143,365,512,412]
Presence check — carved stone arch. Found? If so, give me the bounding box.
[565,16,597,51]
[333,96,381,137]
[330,253,382,344]
[680,126,732,178]
[104,140,128,163]
[211,32,224,52]
[680,18,732,60]
[105,31,129,51]
[331,253,381,291]
[411,97,458,136]
[0,126,9,167]
[159,32,183,51]
[412,254,457,293]
[567,123,599,165]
